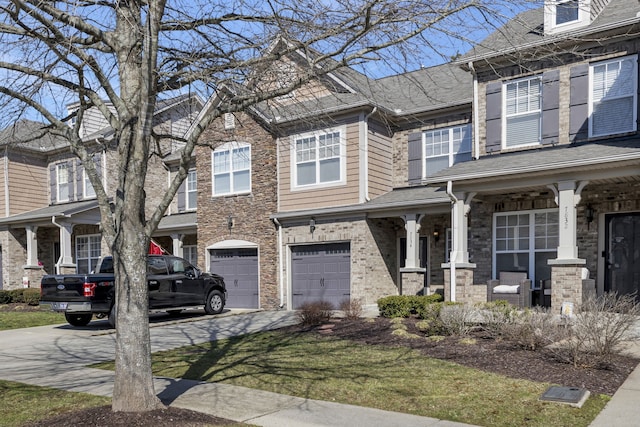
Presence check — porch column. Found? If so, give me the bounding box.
[24,226,39,267]
[53,218,76,274]
[22,225,43,288]
[442,190,477,302]
[400,214,426,295]
[171,233,184,257]
[547,180,588,311]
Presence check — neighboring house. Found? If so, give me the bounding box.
[0,94,203,289]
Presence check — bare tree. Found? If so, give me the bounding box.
[0,0,538,413]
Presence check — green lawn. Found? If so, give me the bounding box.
[95,326,608,427]
[0,306,66,331]
[0,379,110,427]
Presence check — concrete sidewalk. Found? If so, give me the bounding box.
[0,310,475,427]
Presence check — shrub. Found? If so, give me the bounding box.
[9,289,25,303]
[377,294,443,318]
[23,288,41,305]
[550,292,640,368]
[0,290,12,304]
[339,298,363,320]
[296,301,333,326]
[498,307,561,351]
[439,303,479,336]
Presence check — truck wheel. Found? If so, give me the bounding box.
[204,290,224,315]
[65,313,92,327]
[108,305,116,328]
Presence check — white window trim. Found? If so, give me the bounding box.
[502,75,542,149]
[75,233,102,274]
[183,245,197,265]
[186,169,197,210]
[421,124,472,179]
[588,54,638,138]
[211,142,252,197]
[56,163,71,202]
[290,126,347,191]
[544,0,591,34]
[492,208,558,283]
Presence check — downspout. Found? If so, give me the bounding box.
[272,217,285,308]
[51,215,63,274]
[468,61,480,160]
[446,181,458,302]
[3,146,9,217]
[361,106,378,202]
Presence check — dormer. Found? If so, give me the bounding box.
[544,0,591,34]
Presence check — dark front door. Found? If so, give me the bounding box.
[605,213,640,300]
[210,248,259,309]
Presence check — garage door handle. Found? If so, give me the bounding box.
[320,278,325,287]
[234,279,238,286]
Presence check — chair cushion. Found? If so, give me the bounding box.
[493,284,520,294]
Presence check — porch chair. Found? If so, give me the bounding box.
[487,271,531,308]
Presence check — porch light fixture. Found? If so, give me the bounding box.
[585,205,595,223]
[433,227,440,242]
[309,217,316,234]
[227,215,234,230]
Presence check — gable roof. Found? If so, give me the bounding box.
[459,0,640,64]
[0,120,69,154]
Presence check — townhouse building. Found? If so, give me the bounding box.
[3,0,639,315]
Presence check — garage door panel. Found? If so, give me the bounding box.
[210,248,259,309]
[291,243,350,309]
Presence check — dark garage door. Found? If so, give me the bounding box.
[291,243,350,309]
[210,248,259,309]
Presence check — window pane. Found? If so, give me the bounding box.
[319,158,340,183]
[425,156,450,176]
[496,253,529,273]
[556,0,579,25]
[234,170,250,192]
[214,173,230,194]
[592,97,635,136]
[506,113,541,146]
[297,162,316,186]
[213,151,230,173]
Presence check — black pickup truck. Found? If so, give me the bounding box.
[40,255,227,327]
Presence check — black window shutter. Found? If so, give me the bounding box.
[407,132,423,185]
[177,180,185,212]
[49,164,57,204]
[76,159,84,200]
[569,64,589,142]
[541,70,560,145]
[485,82,502,153]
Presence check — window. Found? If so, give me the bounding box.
[293,128,345,188]
[556,0,579,25]
[504,76,541,147]
[83,154,101,199]
[186,169,197,210]
[424,125,472,176]
[212,143,251,196]
[76,234,101,274]
[183,245,197,265]
[56,163,72,202]
[493,210,558,284]
[590,55,638,137]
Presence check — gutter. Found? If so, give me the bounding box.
[4,146,9,217]
[446,181,457,302]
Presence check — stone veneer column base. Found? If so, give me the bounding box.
[400,268,426,295]
[548,259,586,313]
[21,265,45,289]
[442,263,484,304]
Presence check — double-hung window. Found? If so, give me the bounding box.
[590,55,637,137]
[504,76,541,148]
[76,234,101,274]
[424,124,472,176]
[212,143,251,196]
[186,169,197,210]
[293,127,345,188]
[493,210,558,284]
[56,163,72,202]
